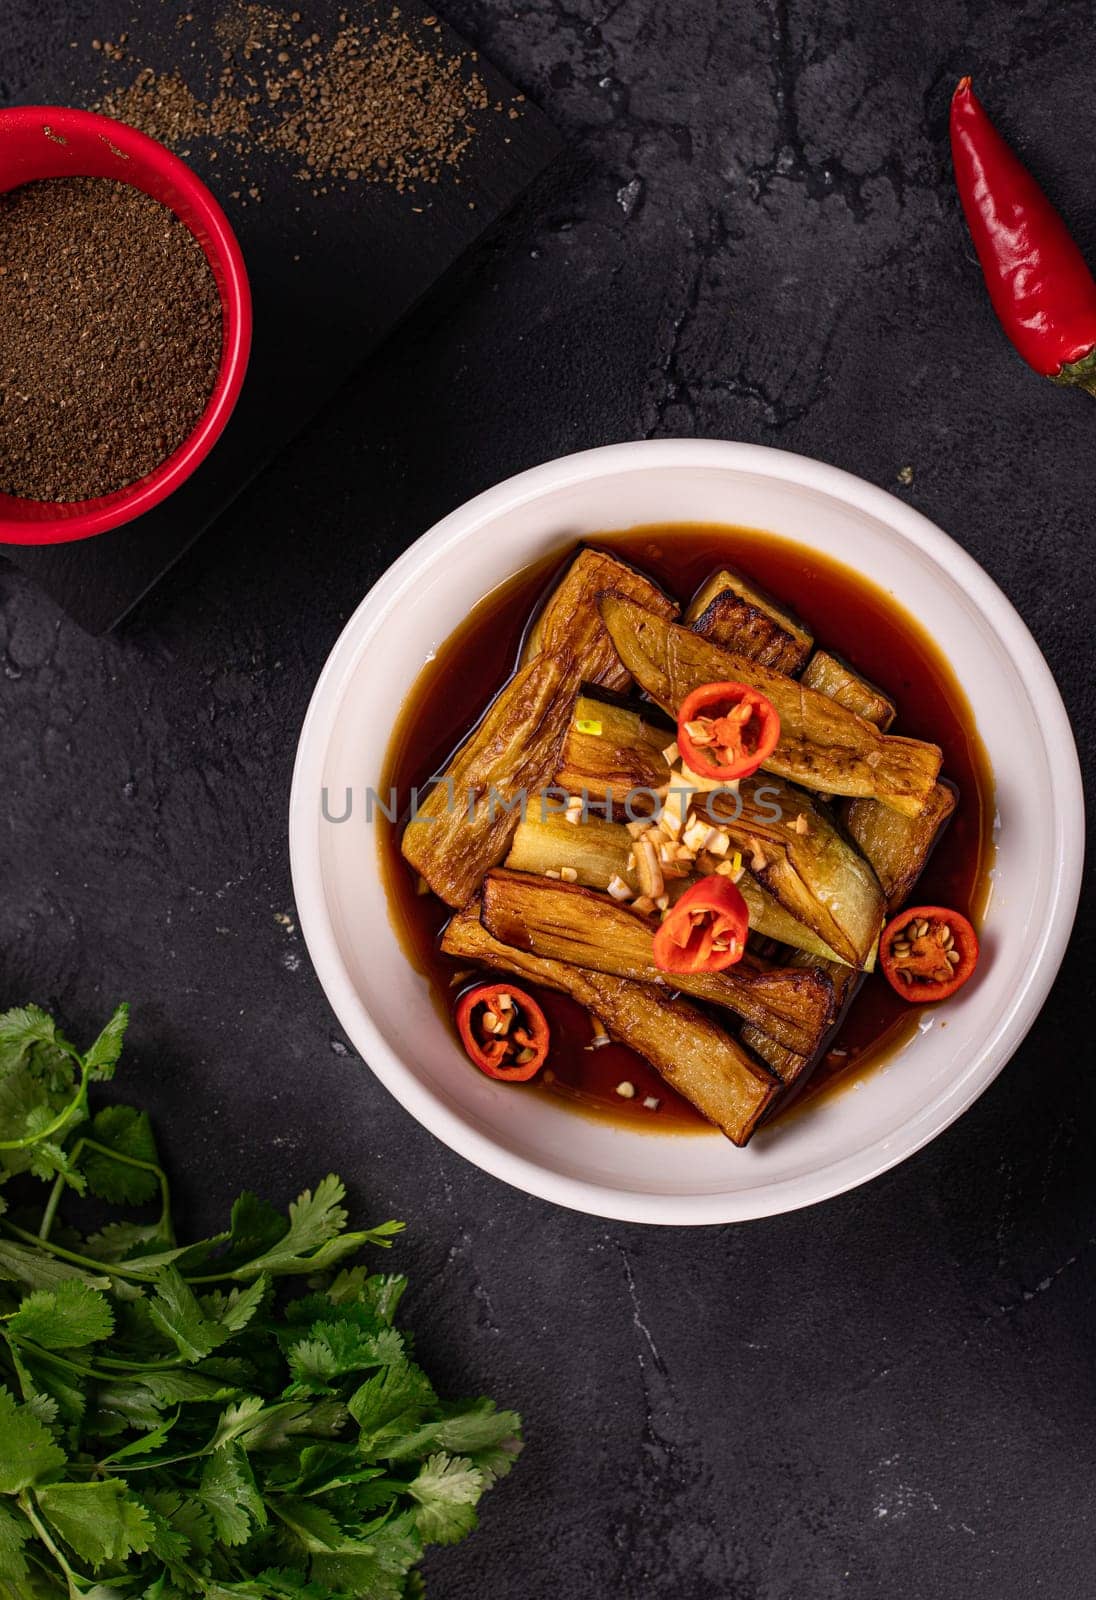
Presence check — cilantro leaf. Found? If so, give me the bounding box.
[35,1480,153,1570]
[286,1325,405,1395]
[26,1133,87,1195]
[434,1400,524,1482]
[86,1380,166,1439]
[0,1240,110,1295]
[208,1397,267,1452]
[309,1512,422,1600]
[0,1005,60,1061]
[141,1490,215,1560]
[407,1453,484,1546]
[0,1069,56,1164]
[228,1399,348,1454]
[81,1220,165,1263]
[199,1445,266,1547]
[0,1004,522,1600]
[0,1500,32,1583]
[147,1266,228,1363]
[8,1281,114,1350]
[97,1410,180,1467]
[348,1361,436,1452]
[82,1106,160,1205]
[256,1570,341,1600]
[0,1387,67,1492]
[221,1192,291,1266]
[141,1370,242,1406]
[82,1005,129,1080]
[236,1177,350,1276]
[199,1274,269,1337]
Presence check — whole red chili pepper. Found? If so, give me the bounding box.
[951,77,1096,393]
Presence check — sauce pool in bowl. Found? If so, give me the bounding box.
[378,523,996,1135]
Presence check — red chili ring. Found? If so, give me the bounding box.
[652,877,750,975]
[455,982,550,1080]
[677,681,781,782]
[879,905,979,1002]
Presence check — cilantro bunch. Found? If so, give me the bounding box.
[0,1005,521,1600]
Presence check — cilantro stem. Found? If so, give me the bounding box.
[11,1336,186,1384]
[0,1220,156,1283]
[38,1173,66,1243]
[0,1074,87,1150]
[18,1491,88,1597]
[77,1136,176,1245]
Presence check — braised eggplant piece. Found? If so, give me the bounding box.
[521,547,678,692]
[555,692,672,807]
[686,566,813,673]
[441,904,779,1145]
[800,643,940,913]
[706,777,884,970]
[504,810,848,964]
[505,810,635,888]
[480,868,835,1056]
[598,594,942,816]
[741,954,860,1092]
[800,650,896,730]
[689,585,812,674]
[401,652,577,908]
[842,780,959,913]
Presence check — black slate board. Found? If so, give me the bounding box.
[0,0,561,632]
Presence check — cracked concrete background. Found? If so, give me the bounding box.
[2,1,1095,1596]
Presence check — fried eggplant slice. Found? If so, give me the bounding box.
[842,780,959,913]
[480,869,835,1056]
[555,692,672,807]
[691,591,811,674]
[686,567,813,662]
[800,650,896,731]
[441,904,778,1144]
[598,595,941,816]
[504,810,848,964]
[801,644,951,914]
[741,954,860,1092]
[687,569,812,674]
[401,652,577,908]
[521,547,678,691]
[706,777,884,970]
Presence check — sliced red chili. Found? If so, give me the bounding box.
[455,982,550,1080]
[677,681,781,782]
[879,905,979,1003]
[652,877,750,975]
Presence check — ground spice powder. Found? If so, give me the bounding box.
[95,3,503,196]
[0,176,222,503]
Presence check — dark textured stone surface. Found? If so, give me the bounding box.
[2,3,1094,1596]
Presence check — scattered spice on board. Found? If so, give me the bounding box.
[95,3,501,195]
[0,177,222,503]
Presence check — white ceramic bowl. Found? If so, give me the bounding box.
[289,441,1083,1224]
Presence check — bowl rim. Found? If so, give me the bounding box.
[289,439,1085,1224]
[0,104,251,545]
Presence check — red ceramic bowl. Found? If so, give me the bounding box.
[0,105,251,545]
